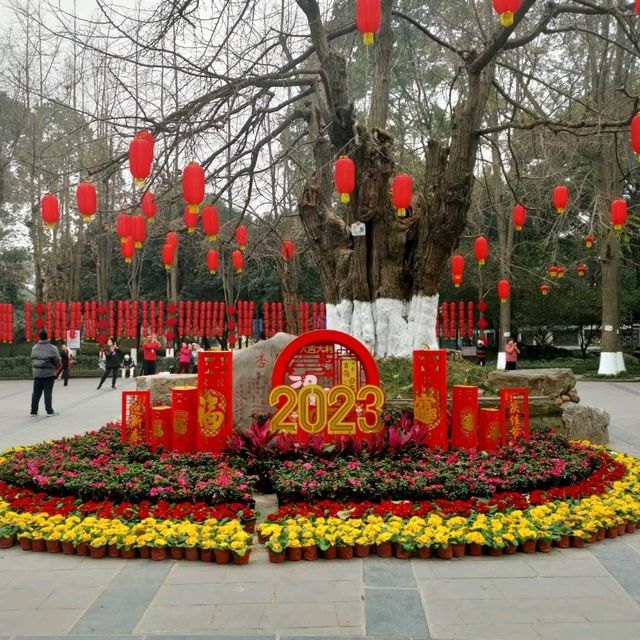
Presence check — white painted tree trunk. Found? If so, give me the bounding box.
[598,351,626,375]
[326,295,439,358]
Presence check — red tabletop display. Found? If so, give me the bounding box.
[121,391,151,446]
[500,388,529,446]
[451,385,479,449]
[150,406,172,453]
[413,350,448,450]
[171,386,198,452]
[197,351,233,452]
[478,408,502,451]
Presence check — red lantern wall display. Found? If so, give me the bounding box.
[392,174,412,218]
[577,265,586,277]
[497,279,510,303]
[201,205,219,241]
[611,198,628,231]
[540,284,549,296]
[161,244,175,270]
[631,113,640,159]
[129,136,152,187]
[281,240,294,261]
[121,236,135,264]
[236,225,248,251]
[117,214,131,244]
[182,162,205,214]
[232,250,244,273]
[41,194,59,229]
[584,235,594,249]
[467,301,474,339]
[334,156,355,203]
[141,191,157,223]
[451,255,464,288]
[184,206,198,232]
[76,182,97,223]
[474,236,488,265]
[493,0,521,27]
[356,0,381,45]
[513,204,526,231]
[132,215,146,248]
[207,249,218,275]
[552,185,569,214]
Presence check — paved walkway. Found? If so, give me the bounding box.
[1,378,640,639]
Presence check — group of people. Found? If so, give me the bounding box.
[177,342,202,374]
[97,334,162,389]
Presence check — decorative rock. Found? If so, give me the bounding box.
[554,397,564,407]
[568,390,580,403]
[561,394,571,402]
[487,368,576,398]
[136,373,197,406]
[559,403,610,444]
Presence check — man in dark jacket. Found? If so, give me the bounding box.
[30,330,61,416]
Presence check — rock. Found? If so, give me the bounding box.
[136,373,197,406]
[554,397,564,407]
[568,390,580,403]
[558,403,610,444]
[487,368,576,398]
[561,394,571,402]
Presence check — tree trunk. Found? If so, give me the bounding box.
[598,233,624,374]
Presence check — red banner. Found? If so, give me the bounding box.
[413,350,448,450]
[451,385,478,449]
[500,388,530,446]
[197,352,233,452]
[121,390,150,446]
[171,385,198,452]
[478,408,501,451]
[150,406,172,453]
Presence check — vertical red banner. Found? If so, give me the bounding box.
[478,408,501,451]
[451,385,479,449]
[150,406,172,453]
[121,390,151,446]
[413,350,448,450]
[500,388,530,446]
[197,351,233,452]
[171,385,198,452]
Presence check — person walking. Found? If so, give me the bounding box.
[97,339,122,389]
[56,343,72,386]
[177,342,191,373]
[505,338,520,371]
[142,333,161,376]
[476,339,487,367]
[30,330,61,416]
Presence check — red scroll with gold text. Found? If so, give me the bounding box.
[121,390,150,446]
[171,386,198,452]
[197,351,233,452]
[478,408,501,451]
[150,406,172,453]
[413,350,448,450]
[500,388,529,446]
[451,385,478,449]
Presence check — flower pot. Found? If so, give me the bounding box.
[487,546,502,556]
[151,547,167,561]
[286,547,303,561]
[503,545,517,554]
[0,535,15,549]
[232,550,250,565]
[617,524,626,536]
[76,542,89,556]
[184,547,199,561]
[376,542,392,558]
[519,540,536,554]
[214,549,231,564]
[268,549,286,563]
[452,543,466,558]
[138,545,151,559]
[323,545,338,559]
[587,534,597,544]
[436,545,453,560]
[570,536,585,548]
[597,528,606,541]
[257,531,267,544]
[606,527,619,539]
[61,541,75,555]
[354,543,370,558]
[554,535,570,549]
[200,549,213,563]
[32,539,46,552]
[467,543,483,557]
[626,522,636,534]
[243,519,256,534]
[537,540,552,553]
[395,544,411,560]
[90,545,107,559]
[302,545,318,561]
[169,546,184,560]
[120,548,136,559]
[108,544,120,558]
[19,537,32,551]
[337,545,354,560]
[417,546,432,559]
[45,539,61,554]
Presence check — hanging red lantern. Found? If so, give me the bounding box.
[182,162,205,214]
[556,266,565,279]
[513,204,526,231]
[540,284,549,296]
[76,181,97,223]
[184,206,198,233]
[121,236,135,264]
[392,174,412,218]
[117,213,131,244]
[631,113,640,160]
[477,317,489,330]
[451,255,464,287]
[281,240,295,261]
[477,301,488,313]
[356,0,381,45]
[553,185,569,214]
[136,130,154,153]
[236,225,248,251]
[141,191,157,223]
[548,265,558,278]
[474,236,488,266]
[611,198,628,231]
[41,194,59,229]
[161,244,175,270]
[166,231,178,249]
[577,265,586,277]
[334,156,355,203]
[232,250,244,273]
[129,136,152,187]
[584,235,594,249]
[493,0,521,27]
[201,205,219,241]
[207,249,218,275]
[132,215,146,248]
[497,279,510,303]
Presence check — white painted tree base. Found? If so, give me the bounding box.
[598,351,626,375]
[326,296,439,358]
[496,352,506,371]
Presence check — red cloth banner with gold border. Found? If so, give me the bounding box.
[171,386,198,452]
[197,351,233,452]
[500,388,529,446]
[150,406,172,453]
[121,391,150,446]
[451,385,478,449]
[478,408,501,451]
[413,350,448,450]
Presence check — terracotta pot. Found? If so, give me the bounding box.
[554,535,570,549]
[486,546,502,556]
[617,524,626,536]
[45,539,61,554]
[138,545,151,559]
[337,545,354,560]
[417,546,432,559]
[570,536,585,548]
[214,549,231,564]
[452,543,466,558]
[323,545,338,559]
[120,548,136,559]
[268,549,286,563]
[436,545,453,560]
[32,538,46,552]
[286,547,303,561]
[354,543,370,558]
[151,547,167,561]
[61,541,75,555]
[184,547,199,561]
[626,522,636,534]
[537,540,552,553]
[467,543,483,557]
[200,549,213,563]
[257,531,267,544]
[76,542,89,556]
[243,519,256,534]
[606,527,619,539]
[19,537,32,551]
[170,547,185,560]
[302,545,318,561]
[90,545,107,559]
[503,544,517,554]
[587,534,597,544]
[376,542,392,558]
[108,544,120,558]
[395,544,411,560]
[597,528,606,541]
[370,544,377,555]
[519,540,536,553]
[0,535,15,549]
[232,550,250,565]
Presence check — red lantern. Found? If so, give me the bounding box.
[41,194,59,229]
[207,249,218,275]
[584,235,594,249]
[611,198,628,231]
[556,266,565,279]
[493,0,521,27]
[513,204,526,231]
[162,244,175,270]
[236,225,248,251]
[281,240,295,261]
[477,301,488,313]
[117,214,131,244]
[477,317,489,330]
[182,162,205,214]
[334,156,355,203]
[636,0,640,16]
[356,0,381,45]
[184,206,198,233]
[121,236,135,264]
[141,191,157,223]
[131,215,146,248]
[540,284,549,296]
[201,205,219,241]
[577,265,586,277]
[136,129,154,153]
[474,236,488,266]
[232,250,244,273]
[451,255,464,288]
[76,182,97,223]
[553,185,569,214]
[129,136,152,187]
[392,174,412,218]
[166,231,178,249]
[631,113,640,160]
[497,279,510,304]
